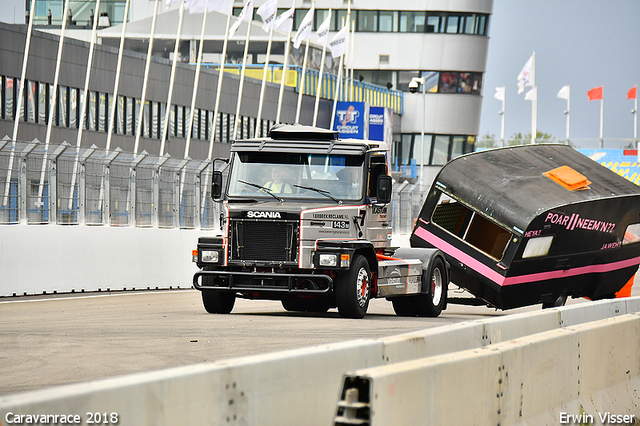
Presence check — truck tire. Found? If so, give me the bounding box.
[337,255,371,319]
[202,290,235,314]
[419,257,447,317]
[391,297,419,316]
[391,257,447,317]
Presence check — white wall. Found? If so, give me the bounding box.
[0,225,219,297]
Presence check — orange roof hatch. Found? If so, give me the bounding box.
[543,165,591,191]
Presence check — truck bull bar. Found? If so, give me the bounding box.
[193,270,333,295]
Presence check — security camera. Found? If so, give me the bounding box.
[408,79,420,93]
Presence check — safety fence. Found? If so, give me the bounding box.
[0,136,219,229]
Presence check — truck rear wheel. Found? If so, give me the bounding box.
[202,290,236,314]
[391,257,447,318]
[420,257,447,317]
[337,255,371,319]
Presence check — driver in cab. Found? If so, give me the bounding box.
[263,167,293,194]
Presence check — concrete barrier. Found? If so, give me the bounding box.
[335,313,640,426]
[0,226,214,297]
[2,298,639,426]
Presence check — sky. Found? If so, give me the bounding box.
[2,0,639,148]
[480,0,640,148]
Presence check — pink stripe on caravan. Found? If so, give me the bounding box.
[502,255,640,286]
[414,224,640,287]
[413,226,507,286]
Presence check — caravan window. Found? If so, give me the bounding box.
[431,191,512,260]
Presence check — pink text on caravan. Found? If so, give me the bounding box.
[545,212,615,233]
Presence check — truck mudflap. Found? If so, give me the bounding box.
[193,270,334,295]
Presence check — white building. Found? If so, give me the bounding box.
[17,0,493,184]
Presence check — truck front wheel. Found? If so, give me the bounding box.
[337,255,371,319]
[202,290,236,314]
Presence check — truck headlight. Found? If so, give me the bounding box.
[340,254,350,268]
[319,253,338,267]
[201,250,220,263]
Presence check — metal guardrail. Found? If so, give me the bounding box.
[0,136,218,229]
[205,63,404,115]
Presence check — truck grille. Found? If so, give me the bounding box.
[230,220,298,263]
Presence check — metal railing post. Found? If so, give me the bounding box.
[78,144,97,226]
[153,153,170,228]
[194,159,210,231]
[130,151,148,227]
[174,158,189,229]
[49,142,70,225]
[19,139,39,225]
[103,147,122,226]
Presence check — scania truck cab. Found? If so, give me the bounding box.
[193,125,449,318]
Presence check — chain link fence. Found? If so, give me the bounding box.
[0,137,219,230]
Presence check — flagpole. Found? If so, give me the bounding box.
[161,1,185,157]
[69,0,102,212]
[208,14,231,160]
[294,38,310,123]
[349,19,355,102]
[499,90,505,147]
[276,2,295,125]
[134,0,160,155]
[599,87,604,149]
[633,87,638,142]
[183,4,210,159]
[313,9,330,127]
[330,54,344,130]
[256,28,274,137]
[565,88,571,142]
[106,0,130,152]
[232,16,253,140]
[531,51,536,144]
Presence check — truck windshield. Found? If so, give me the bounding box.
[227,152,365,201]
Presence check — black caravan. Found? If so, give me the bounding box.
[411,144,640,310]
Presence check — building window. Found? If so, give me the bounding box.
[38,82,48,124]
[379,11,398,32]
[117,95,125,134]
[69,88,78,128]
[98,92,107,132]
[445,16,459,34]
[357,10,378,32]
[399,11,425,33]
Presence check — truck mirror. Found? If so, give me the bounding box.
[212,171,223,200]
[376,175,392,204]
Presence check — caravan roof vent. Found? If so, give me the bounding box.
[543,165,591,191]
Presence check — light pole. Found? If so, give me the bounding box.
[410,77,426,186]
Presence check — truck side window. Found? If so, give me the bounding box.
[368,155,387,199]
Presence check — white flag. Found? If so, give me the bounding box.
[524,86,537,101]
[257,0,278,31]
[328,25,348,59]
[207,0,233,14]
[292,7,314,49]
[517,53,534,94]
[274,7,294,33]
[316,13,331,46]
[186,0,233,14]
[494,86,505,102]
[228,0,254,37]
[557,84,570,100]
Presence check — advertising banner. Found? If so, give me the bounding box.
[334,101,369,139]
[369,106,393,144]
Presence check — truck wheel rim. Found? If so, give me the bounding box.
[356,268,370,308]
[431,268,443,306]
